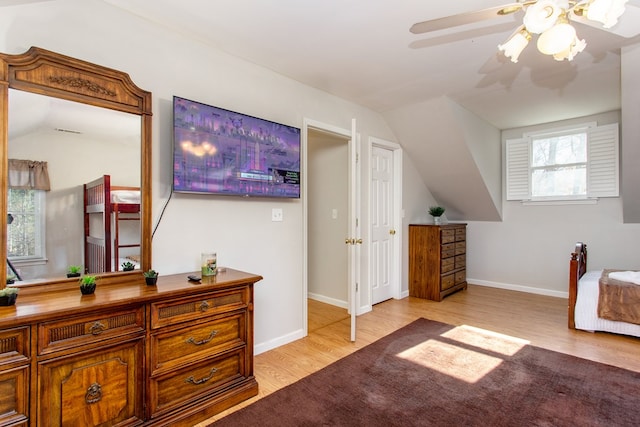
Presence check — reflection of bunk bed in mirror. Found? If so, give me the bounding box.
[84,175,141,273]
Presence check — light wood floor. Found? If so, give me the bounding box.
[196,284,640,425]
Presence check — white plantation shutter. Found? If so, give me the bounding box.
[587,123,619,198]
[506,137,530,200]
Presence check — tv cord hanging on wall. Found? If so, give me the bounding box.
[152,189,173,239]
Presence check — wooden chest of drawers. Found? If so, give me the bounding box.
[409,223,467,301]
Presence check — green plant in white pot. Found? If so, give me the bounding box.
[429,206,445,225]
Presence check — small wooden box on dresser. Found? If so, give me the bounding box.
[409,223,467,301]
[0,268,261,427]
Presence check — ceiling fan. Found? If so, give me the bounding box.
[410,0,632,62]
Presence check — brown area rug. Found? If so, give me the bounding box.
[211,318,640,426]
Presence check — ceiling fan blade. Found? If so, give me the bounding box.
[410,3,523,34]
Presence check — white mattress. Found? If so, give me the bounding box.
[575,270,640,337]
[111,190,140,204]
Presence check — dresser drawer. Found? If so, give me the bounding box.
[441,228,455,243]
[0,365,29,426]
[454,241,466,255]
[455,254,466,269]
[455,270,466,284]
[150,348,247,416]
[441,243,455,258]
[0,326,29,366]
[441,257,455,274]
[151,287,248,329]
[38,307,145,356]
[455,227,466,241]
[151,313,246,373]
[441,273,455,291]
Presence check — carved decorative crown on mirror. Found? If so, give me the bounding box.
[0,46,152,289]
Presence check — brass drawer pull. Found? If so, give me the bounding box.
[198,301,210,312]
[186,330,219,346]
[185,368,218,385]
[85,383,102,404]
[89,321,106,335]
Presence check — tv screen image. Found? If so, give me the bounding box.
[173,96,301,198]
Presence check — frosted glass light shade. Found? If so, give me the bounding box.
[498,29,531,63]
[552,37,586,61]
[537,22,576,55]
[523,0,562,33]
[587,0,628,28]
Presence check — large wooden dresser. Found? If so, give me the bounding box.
[0,268,261,426]
[409,223,467,301]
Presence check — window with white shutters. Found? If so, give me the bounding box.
[506,123,619,201]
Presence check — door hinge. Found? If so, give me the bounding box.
[356,282,359,292]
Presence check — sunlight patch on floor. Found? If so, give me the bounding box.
[396,325,530,384]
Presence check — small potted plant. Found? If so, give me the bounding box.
[0,287,19,306]
[79,275,97,295]
[67,265,82,278]
[428,206,445,225]
[121,261,136,271]
[143,269,158,286]
[6,274,16,285]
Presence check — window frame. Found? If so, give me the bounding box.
[506,122,619,203]
[7,189,47,266]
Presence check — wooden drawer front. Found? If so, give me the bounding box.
[455,227,466,241]
[38,307,144,355]
[38,338,144,427]
[455,270,466,284]
[0,365,29,426]
[150,348,246,416]
[455,255,466,269]
[151,313,245,373]
[441,228,455,244]
[151,288,248,329]
[441,274,455,291]
[441,243,455,258]
[0,326,29,366]
[454,241,466,255]
[441,257,455,274]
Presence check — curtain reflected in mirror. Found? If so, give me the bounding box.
[7,89,141,280]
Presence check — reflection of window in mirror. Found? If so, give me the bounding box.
[7,188,46,264]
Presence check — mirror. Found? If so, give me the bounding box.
[1,46,152,287]
[8,90,141,279]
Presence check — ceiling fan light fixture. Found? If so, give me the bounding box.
[498,27,532,63]
[523,0,563,33]
[586,0,628,28]
[537,21,577,55]
[552,36,587,60]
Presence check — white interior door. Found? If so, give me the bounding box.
[348,118,360,342]
[371,145,394,304]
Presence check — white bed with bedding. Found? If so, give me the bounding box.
[574,269,640,337]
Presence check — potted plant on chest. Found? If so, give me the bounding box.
[429,206,445,225]
[121,261,135,271]
[0,287,19,306]
[144,269,158,286]
[79,275,97,295]
[67,265,82,278]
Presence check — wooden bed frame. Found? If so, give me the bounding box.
[568,242,588,329]
[83,175,140,273]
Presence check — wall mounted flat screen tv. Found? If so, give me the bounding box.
[173,96,301,198]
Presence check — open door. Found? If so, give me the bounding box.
[347,118,361,342]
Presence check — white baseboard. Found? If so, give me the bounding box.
[308,292,348,309]
[254,328,305,355]
[468,278,568,299]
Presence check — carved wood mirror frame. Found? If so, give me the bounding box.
[0,46,152,289]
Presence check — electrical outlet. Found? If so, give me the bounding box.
[272,208,283,222]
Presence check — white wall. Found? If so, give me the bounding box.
[0,0,403,353]
[468,110,640,297]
